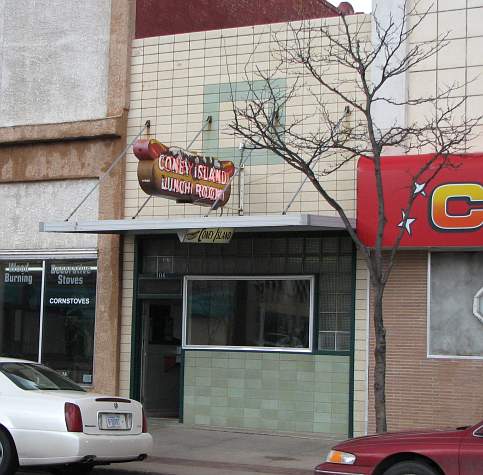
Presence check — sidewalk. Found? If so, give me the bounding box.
[97,418,343,475]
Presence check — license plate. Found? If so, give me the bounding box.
[99,413,131,430]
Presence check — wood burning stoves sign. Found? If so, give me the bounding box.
[133,138,235,208]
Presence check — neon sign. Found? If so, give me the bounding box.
[134,138,235,208]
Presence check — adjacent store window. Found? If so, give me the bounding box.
[0,260,97,384]
[184,276,313,351]
[429,252,483,358]
[0,262,43,362]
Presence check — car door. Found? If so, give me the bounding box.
[459,424,483,474]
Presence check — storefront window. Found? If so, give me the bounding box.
[140,234,355,353]
[0,259,97,384]
[0,261,43,362]
[42,260,97,384]
[184,276,313,351]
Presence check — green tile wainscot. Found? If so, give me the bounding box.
[183,351,350,435]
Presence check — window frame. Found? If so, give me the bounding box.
[182,274,315,353]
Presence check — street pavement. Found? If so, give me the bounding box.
[20,419,342,475]
[96,419,341,475]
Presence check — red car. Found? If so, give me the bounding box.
[315,421,483,475]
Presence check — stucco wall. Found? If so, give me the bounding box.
[0,180,98,251]
[0,0,135,396]
[0,0,111,127]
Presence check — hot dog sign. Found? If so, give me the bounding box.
[133,138,235,209]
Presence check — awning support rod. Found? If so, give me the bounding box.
[204,143,253,218]
[282,107,350,215]
[132,116,212,220]
[65,120,151,222]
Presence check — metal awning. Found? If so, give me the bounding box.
[39,214,355,235]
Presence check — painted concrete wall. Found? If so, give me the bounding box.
[0,0,111,127]
[0,180,98,251]
[184,351,350,435]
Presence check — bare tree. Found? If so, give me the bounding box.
[227,1,481,433]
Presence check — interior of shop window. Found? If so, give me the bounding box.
[183,275,314,351]
[0,259,97,385]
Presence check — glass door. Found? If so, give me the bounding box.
[141,299,182,417]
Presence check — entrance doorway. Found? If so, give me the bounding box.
[141,299,182,418]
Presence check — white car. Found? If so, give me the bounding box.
[0,357,153,474]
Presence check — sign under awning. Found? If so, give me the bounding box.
[39,214,355,235]
[178,228,234,244]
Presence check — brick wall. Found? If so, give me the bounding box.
[368,251,483,432]
[135,0,342,38]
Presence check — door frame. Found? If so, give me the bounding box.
[140,298,183,417]
[130,238,185,421]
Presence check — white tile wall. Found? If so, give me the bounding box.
[125,17,371,221]
[407,1,483,151]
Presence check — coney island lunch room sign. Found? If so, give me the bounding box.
[134,138,235,208]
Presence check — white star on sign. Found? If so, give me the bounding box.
[413,182,427,197]
[398,210,416,235]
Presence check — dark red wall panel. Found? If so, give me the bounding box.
[136,0,349,39]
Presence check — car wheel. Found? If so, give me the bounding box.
[383,460,438,475]
[0,430,18,475]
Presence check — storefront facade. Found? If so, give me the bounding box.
[359,152,483,432]
[130,231,355,433]
[360,0,483,433]
[103,0,367,437]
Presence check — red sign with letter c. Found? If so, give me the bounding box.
[357,154,483,248]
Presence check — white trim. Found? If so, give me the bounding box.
[0,249,98,260]
[427,354,483,361]
[427,251,483,360]
[40,214,355,235]
[182,275,315,352]
[38,260,46,364]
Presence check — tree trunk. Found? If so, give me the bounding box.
[373,283,387,433]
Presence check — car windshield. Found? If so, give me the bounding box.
[0,362,85,391]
